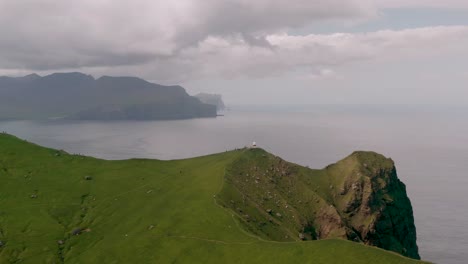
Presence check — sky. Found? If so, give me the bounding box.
[0,0,467,105]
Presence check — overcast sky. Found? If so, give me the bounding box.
[1,0,467,105]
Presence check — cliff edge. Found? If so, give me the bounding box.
[217,149,420,259]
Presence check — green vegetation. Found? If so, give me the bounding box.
[218,149,420,259]
[0,134,426,263]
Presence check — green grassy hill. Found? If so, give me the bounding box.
[217,148,420,259]
[0,134,426,263]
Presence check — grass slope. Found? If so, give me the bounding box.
[217,148,420,259]
[0,134,426,263]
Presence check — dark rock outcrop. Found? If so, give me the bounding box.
[217,149,420,259]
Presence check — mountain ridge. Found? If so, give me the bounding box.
[0,72,216,120]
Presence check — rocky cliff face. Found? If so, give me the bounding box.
[217,149,420,259]
[324,152,419,259]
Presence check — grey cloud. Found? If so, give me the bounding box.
[0,0,376,73]
[377,0,468,9]
[1,0,467,84]
[241,34,273,48]
[142,26,468,82]
[173,0,376,46]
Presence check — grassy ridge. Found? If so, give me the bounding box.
[0,134,426,263]
[217,148,420,259]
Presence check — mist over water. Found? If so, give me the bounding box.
[1,105,467,264]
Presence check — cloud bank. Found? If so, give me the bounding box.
[377,0,468,9]
[0,0,467,82]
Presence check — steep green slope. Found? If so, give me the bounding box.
[0,134,425,263]
[217,149,419,259]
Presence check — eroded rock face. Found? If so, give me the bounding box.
[218,149,420,259]
[327,152,420,259]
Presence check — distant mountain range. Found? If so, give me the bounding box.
[0,72,217,120]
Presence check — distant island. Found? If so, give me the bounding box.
[0,72,217,120]
[194,93,226,111]
[0,133,424,263]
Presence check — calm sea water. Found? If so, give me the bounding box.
[1,105,467,264]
